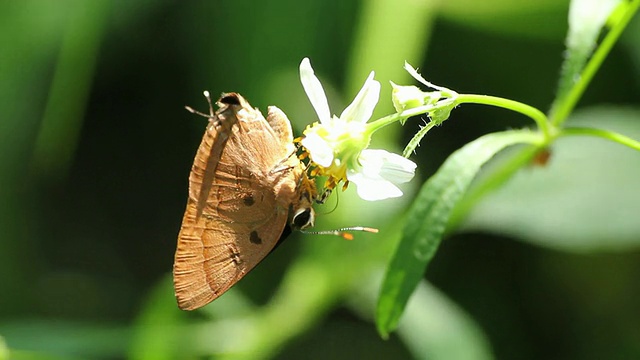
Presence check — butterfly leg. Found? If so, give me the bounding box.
[270,146,301,176]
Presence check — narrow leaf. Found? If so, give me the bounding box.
[550,0,622,119]
[376,129,543,337]
[560,0,621,95]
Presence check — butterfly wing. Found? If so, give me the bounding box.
[173,93,301,310]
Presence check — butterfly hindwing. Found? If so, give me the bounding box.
[173,93,303,310]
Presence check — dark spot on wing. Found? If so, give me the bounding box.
[243,194,255,206]
[250,231,262,244]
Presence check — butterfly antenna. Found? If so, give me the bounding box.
[185,90,216,119]
[300,226,379,241]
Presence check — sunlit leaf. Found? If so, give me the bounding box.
[376,129,543,337]
[0,336,7,360]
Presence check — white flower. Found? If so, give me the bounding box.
[299,57,416,201]
[347,149,417,201]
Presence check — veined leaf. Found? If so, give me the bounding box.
[376,129,543,337]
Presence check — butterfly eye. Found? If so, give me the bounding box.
[292,207,314,230]
[219,93,241,105]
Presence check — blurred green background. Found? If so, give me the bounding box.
[1,0,639,359]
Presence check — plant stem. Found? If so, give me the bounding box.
[402,120,438,157]
[369,93,550,138]
[455,94,551,138]
[561,127,640,151]
[366,100,452,133]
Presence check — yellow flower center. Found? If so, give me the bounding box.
[297,119,372,196]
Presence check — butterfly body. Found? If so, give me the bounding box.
[173,93,315,310]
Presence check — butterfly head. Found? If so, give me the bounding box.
[289,172,316,230]
[291,206,314,230]
[290,192,315,230]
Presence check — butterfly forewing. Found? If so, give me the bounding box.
[173,93,308,310]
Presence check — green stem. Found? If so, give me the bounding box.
[560,127,640,151]
[368,94,549,138]
[455,94,551,138]
[402,120,438,158]
[549,0,640,126]
[366,100,453,133]
[367,113,404,133]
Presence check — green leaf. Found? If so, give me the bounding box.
[550,0,623,120]
[462,106,640,252]
[0,336,7,360]
[438,0,569,41]
[550,0,639,127]
[396,281,494,360]
[347,272,493,360]
[376,129,543,337]
[30,1,110,181]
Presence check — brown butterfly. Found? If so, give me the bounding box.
[173,92,316,311]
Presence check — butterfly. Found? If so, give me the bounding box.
[173,92,316,310]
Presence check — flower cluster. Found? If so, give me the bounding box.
[298,58,416,201]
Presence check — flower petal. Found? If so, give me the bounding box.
[347,169,403,201]
[375,150,416,184]
[345,149,416,201]
[360,149,416,183]
[300,58,331,124]
[301,132,333,167]
[339,71,380,123]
